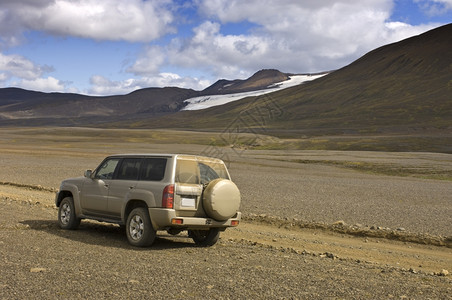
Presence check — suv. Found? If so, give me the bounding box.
[55,154,241,247]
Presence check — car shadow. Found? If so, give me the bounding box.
[20,219,199,250]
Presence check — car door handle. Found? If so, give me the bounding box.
[129,186,134,189]
[104,184,109,188]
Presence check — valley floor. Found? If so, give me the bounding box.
[0,127,451,298]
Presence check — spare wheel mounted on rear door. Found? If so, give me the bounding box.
[202,178,241,221]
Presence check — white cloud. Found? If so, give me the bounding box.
[0,0,175,44]
[0,52,72,92]
[14,76,65,92]
[0,52,49,80]
[415,0,452,16]
[167,21,270,79]
[127,46,166,76]
[88,73,210,96]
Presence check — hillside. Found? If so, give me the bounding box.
[128,23,451,136]
[0,69,291,126]
[200,69,289,95]
[0,87,196,125]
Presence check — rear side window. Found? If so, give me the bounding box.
[140,158,167,181]
[176,157,229,184]
[116,158,141,180]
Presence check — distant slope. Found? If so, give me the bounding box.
[0,69,293,125]
[0,87,196,123]
[127,23,452,136]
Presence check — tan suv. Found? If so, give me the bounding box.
[55,154,241,247]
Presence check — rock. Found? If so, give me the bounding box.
[333,220,345,226]
[439,269,449,276]
[396,227,406,232]
[30,267,46,273]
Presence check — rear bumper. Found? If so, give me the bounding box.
[149,208,241,230]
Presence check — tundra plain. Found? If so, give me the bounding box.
[0,127,451,299]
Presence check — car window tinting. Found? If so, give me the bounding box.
[116,158,141,180]
[140,158,167,181]
[94,158,120,180]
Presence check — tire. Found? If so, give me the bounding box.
[203,179,241,221]
[126,207,156,247]
[189,228,220,246]
[58,197,81,230]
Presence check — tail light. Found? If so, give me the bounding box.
[162,184,174,208]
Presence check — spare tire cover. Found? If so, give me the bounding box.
[203,178,241,221]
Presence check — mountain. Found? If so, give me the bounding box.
[0,69,291,126]
[200,69,289,95]
[127,23,452,137]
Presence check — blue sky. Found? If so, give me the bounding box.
[0,0,451,95]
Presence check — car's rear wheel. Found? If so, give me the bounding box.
[58,197,81,230]
[189,228,220,246]
[126,207,156,247]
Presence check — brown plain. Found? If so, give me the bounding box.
[0,127,451,299]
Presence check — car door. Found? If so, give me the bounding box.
[80,157,120,215]
[106,158,141,216]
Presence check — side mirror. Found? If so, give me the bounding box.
[84,170,93,178]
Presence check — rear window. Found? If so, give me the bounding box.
[176,157,229,184]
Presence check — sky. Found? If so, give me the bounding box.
[0,0,451,96]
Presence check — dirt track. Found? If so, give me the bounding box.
[0,127,451,298]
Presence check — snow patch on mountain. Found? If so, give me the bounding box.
[182,74,326,111]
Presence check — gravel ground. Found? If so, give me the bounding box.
[0,128,451,298]
[230,159,452,236]
[1,198,451,299]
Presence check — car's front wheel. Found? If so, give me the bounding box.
[189,228,220,246]
[58,197,81,230]
[126,207,156,247]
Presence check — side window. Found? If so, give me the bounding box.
[116,158,141,180]
[94,158,120,179]
[140,158,167,181]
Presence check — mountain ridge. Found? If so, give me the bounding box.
[0,69,291,124]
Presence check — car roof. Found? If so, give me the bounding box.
[106,154,224,162]
[108,153,176,158]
